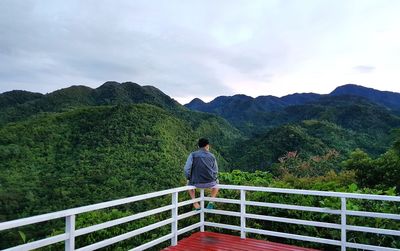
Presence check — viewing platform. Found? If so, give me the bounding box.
[0,185,399,251]
[162,231,318,251]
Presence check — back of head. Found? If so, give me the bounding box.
[198,138,209,148]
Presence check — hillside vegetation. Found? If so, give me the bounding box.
[1,82,399,250]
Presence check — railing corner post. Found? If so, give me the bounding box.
[240,189,246,239]
[65,215,76,251]
[200,189,205,232]
[171,191,179,246]
[341,197,347,251]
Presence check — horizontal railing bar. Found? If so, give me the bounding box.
[204,209,241,217]
[177,198,201,208]
[204,221,241,231]
[3,233,68,251]
[246,200,341,214]
[177,222,202,236]
[204,197,240,204]
[347,210,400,220]
[245,213,342,229]
[245,227,341,246]
[346,242,400,251]
[75,204,174,237]
[0,186,195,231]
[218,185,400,201]
[177,210,200,221]
[129,233,173,251]
[76,218,174,251]
[347,225,400,236]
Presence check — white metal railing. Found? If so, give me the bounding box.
[205,184,400,251]
[0,184,399,251]
[0,186,202,251]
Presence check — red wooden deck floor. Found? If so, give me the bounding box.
[163,232,319,251]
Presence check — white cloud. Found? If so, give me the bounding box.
[1,0,400,102]
[353,66,375,73]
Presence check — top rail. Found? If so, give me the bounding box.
[2,184,399,232]
[0,185,195,231]
[218,184,400,202]
[0,184,399,251]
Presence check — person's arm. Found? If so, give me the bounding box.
[213,158,218,180]
[184,153,193,180]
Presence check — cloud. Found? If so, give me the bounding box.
[0,0,400,101]
[353,65,376,73]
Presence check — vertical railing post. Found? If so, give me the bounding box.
[200,189,205,232]
[171,191,178,246]
[65,215,75,251]
[341,197,347,251]
[240,189,246,239]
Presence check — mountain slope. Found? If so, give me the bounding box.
[227,120,372,171]
[0,103,238,221]
[186,90,400,141]
[274,96,400,132]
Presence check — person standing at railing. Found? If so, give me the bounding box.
[184,138,219,210]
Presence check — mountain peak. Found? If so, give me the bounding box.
[188,98,205,104]
[331,84,375,94]
[186,98,206,110]
[98,81,121,89]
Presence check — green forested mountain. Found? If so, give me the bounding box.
[0,103,241,222]
[1,104,186,221]
[1,83,400,250]
[0,81,183,126]
[269,96,400,154]
[0,82,243,249]
[190,95,400,135]
[0,82,400,220]
[223,95,400,171]
[278,96,400,133]
[227,120,362,171]
[0,90,44,109]
[186,84,400,127]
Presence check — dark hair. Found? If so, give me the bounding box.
[198,138,209,148]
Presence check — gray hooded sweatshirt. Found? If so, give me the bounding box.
[184,148,218,185]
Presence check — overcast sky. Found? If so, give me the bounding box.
[1,0,399,104]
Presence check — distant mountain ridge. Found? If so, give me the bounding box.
[184,84,400,143]
[186,84,400,112]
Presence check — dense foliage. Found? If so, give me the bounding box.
[214,170,399,250]
[226,119,390,171]
[0,82,399,250]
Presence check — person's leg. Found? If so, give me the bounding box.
[188,189,200,209]
[206,186,219,209]
[210,187,219,198]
